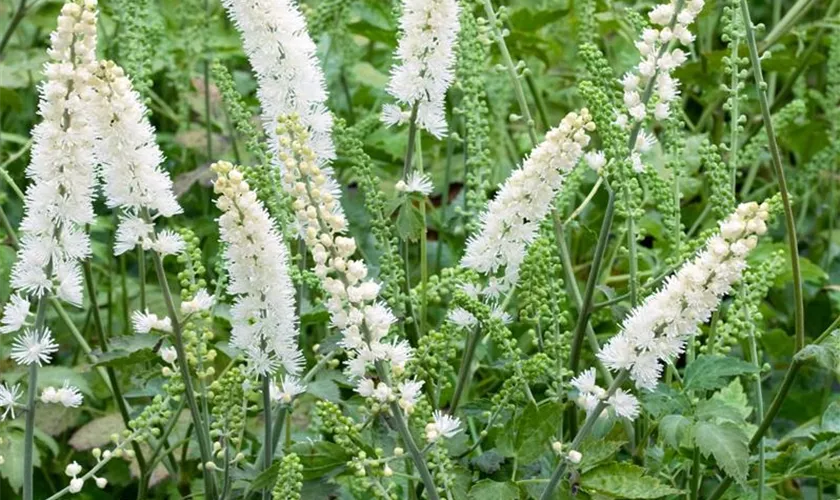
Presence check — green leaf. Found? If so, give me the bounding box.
[69,413,126,450]
[471,449,506,474]
[580,463,681,498]
[659,415,693,450]
[821,401,840,434]
[711,379,752,421]
[694,421,749,484]
[289,441,350,480]
[683,355,758,392]
[468,479,519,500]
[515,402,563,463]
[695,398,746,425]
[0,430,41,493]
[641,384,691,417]
[37,366,93,396]
[794,344,838,372]
[93,333,160,367]
[578,439,626,473]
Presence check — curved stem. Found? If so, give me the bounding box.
[740,0,805,351]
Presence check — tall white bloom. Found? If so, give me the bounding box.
[221,0,334,163]
[598,201,771,391]
[382,0,461,138]
[0,295,31,334]
[619,0,704,124]
[89,60,182,256]
[425,410,462,442]
[276,116,415,406]
[212,161,302,376]
[11,327,60,366]
[5,0,98,309]
[461,110,595,288]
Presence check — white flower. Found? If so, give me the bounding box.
[221,0,334,164]
[397,172,434,196]
[270,375,306,404]
[425,410,462,442]
[567,450,583,464]
[89,60,182,257]
[584,150,607,172]
[159,346,178,364]
[462,110,595,286]
[131,310,171,334]
[0,383,22,420]
[608,389,641,420]
[383,0,460,138]
[447,307,478,329]
[95,477,107,489]
[42,380,83,408]
[1,294,31,334]
[151,229,185,257]
[598,202,770,391]
[181,288,215,314]
[65,461,83,477]
[69,477,85,493]
[11,327,59,366]
[398,378,424,414]
[9,1,99,306]
[213,162,302,376]
[570,368,601,396]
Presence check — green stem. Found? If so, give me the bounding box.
[450,325,480,413]
[261,376,272,500]
[689,446,701,500]
[416,130,428,335]
[150,251,217,500]
[539,371,630,500]
[0,0,28,57]
[739,0,805,352]
[138,247,146,311]
[23,294,48,500]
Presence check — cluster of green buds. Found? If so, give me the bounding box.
[208,365,250,464]
[701,139,736,220]
[176,231,217,381]
[347,448,399,499]
[271,453,303,500]
[315,401,363,455]
[110,0,160,100]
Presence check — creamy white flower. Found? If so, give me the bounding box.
[151,229,186,257]
[0,294,31,334]
[69,477,85,493]
[90,60,182,257]
[462,110,595,286]
[213,162,302,376]
[396,172,434,196]
[383,0,460,138]
[180,288,215,314]
[584,150,607,172]
[608,389,641,420]
[65,461,83,477]
[270,375,306,404]
[159,346,178,364]
[567,450,583,464]
[398,378,424,414]
[95,477,107,489]
[425,410,462,442]
[0,383,21,420]
[598,202,771,391]
[11,327,59,366]
[447,307,478,329]
[570,368,601,396]
[131,310,172,334]
[41,380,83,408]
[221,0,334,164]
[9,0,99,306]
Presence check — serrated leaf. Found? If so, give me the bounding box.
[580,463,681,498]
[472,449,506,474]
[93,333,160,367]
[289,441,350,480]
[468,479,519,500]
[794,344,838,371]
[578,439,626,473]
[515,402,563,463]
[694,421,749,484]
[641,384,691,417]
[711,379,752,420]
[683,355,758,391]
[659,415,693,450]
[695,398,746,424]
[821,401,840,433]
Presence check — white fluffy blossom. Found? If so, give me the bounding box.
[598,201,771,391]
[462,110,595,287]
[41,380,84,408]
[131,310,172,334]
[0,383,21,420]
[398,378,425,414]
[269,375,307,404]
[382,0,460,138]
[396,172,434,196]
[159,346,177,364]
[89,60,182,256]
[447,307,478,329]
[6,0,98,308]
[425,410,462,442]
[571,367,640,420]
[620,0,704,123]
[180,288,215,314]
[11,327,59,366]
[212,162,302,376]
[277,116,414,402]
[221,0,334,163]
[0,294,31,334]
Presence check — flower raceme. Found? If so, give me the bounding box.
[461,110,595,291]
[221,0,334,164]
[275,115,417,409]
[6,0,98,310]
[212,161,303,377]
[598,201,772,393]
[381,0,461,138]
[89,59,183,256]
[619,0,705,125]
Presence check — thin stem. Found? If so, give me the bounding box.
[416,130,428,335]
[689,446,701,500]
[564,177,603,224]
[138,247,146,311]
[450,325,480,413]
[0,0,28,57]
[539,371,630,500]
[482,0,538,147]
[747,330,765,499]
[261,376,272,500]
[151,251,217,499]
[23,295,48,500]
[740,0,805,352]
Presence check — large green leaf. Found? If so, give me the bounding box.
[578,439,626,473]
[514,402,563,463]
[93,333,160,368]
[694,421,749,484]
[580,463,681,498]
[0,430,41,493]
[659,415,693,450]
[468,479,519,500]
[821,401,840,434]
[683,355,758,392]
[289,441,350,480]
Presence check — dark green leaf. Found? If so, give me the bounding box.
[580,463,681,498]
[289,441,350,480]
[683,355,758,391]
[694,421,749,484]
[468,479,519,500]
